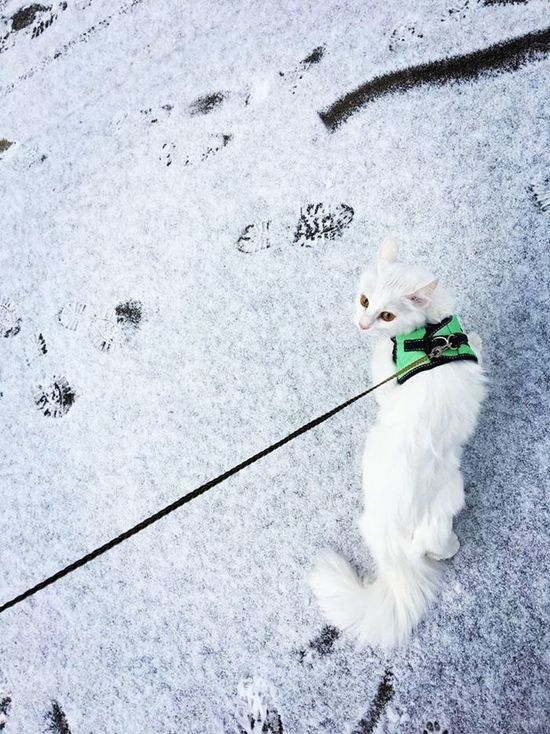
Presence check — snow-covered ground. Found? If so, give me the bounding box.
[1,0,549,731]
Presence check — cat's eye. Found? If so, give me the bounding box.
[360,294,369,308]
[379,311,396,322]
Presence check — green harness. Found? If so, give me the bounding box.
[391,314,478,385]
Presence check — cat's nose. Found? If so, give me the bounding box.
[359,322,369,331]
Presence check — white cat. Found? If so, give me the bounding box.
[309,238,486,648]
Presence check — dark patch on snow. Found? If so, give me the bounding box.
[115,299,143,327]
[34,376,76,417]
[279,46,326,93]
[529,178,550,214]
[159,141,175,166]
[233,706,284,733]
[188,91,225,116]
[46,700,72,733]
[254,708,284,733]
[37,332,48,354]
[301,45,325,65]
[11,4,49,32]
[308,625,340,656]
[0,139,14,153]
[31,10,56,39]
[423,721,448,734]
[297,625,340,663]
[320,26,550,130]
[0,695,11,730]
[484,0,527,4]
[351,669,394,734]
[293,203,354,246]
[263,708,284,733]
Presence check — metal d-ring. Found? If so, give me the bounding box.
[429,335,454,359]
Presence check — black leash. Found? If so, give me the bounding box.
[0,356,430,616]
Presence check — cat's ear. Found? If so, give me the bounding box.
[377,236,399,266]
[407,278,438,307]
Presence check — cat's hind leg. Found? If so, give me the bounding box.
[413,467,464,560]
[426,527,460,561]
[413,513,459,560]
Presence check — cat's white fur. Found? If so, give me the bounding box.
[309,238,486,648]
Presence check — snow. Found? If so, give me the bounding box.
[1,0,549,731]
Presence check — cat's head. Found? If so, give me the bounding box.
[355,237,453,337]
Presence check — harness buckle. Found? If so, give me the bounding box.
[428,334,458,359]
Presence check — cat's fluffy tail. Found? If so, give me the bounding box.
[309,549,440,648]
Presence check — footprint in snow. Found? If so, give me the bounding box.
[236,203,354,253]
[389,23,424,52]
[529,176,550,215]
[140,103,173,125]
[441,0,471,22]
[34,375,76,418]
[57,299,143,353]
[422,721,448,734]
[0,308,77,418]
[45,700,72,733]
[188,91,227,116]
[0,2,68,55]
[0,694,12,730]
[158,133,232,168]
[159,141,175,167]
[279,45,326,95]
[225,677,284,734]
[0,298,22,338]
[293,202,354,246]
[297,624,340,664]
[236,221,274,253]
[0,141,48,169]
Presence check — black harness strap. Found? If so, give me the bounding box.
[403,331,469,354]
